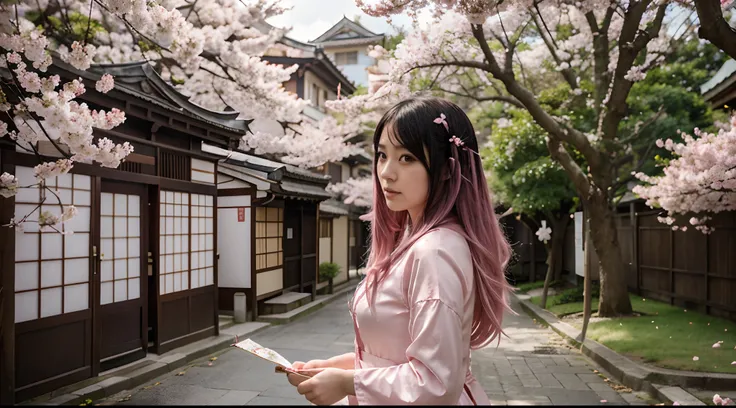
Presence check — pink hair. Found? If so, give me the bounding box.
[361,97,513,349]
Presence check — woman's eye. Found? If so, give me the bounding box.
[400,155,414,163]
[376,152,386,160]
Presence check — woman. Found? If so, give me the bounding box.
[287,97,512,405]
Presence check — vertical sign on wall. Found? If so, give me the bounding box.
[237,207,245,222]
[575,211,584,277]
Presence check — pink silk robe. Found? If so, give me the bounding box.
[347,226,491,405]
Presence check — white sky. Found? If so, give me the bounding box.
[266,0,432,43]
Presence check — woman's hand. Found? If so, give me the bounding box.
[296,368,354,406]
[286,360,330,387]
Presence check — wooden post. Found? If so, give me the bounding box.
[580,214,592,343]
[669,226,674,305]
[631,203,639,294]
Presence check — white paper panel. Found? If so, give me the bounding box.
[182,219,188,234]
[128,218,140,237]
[114,280,127,302]
[129,238,140,257]
[174,217,182,234]
[191,170,215,184]
[114,258,127,280]
[64,283,88,313]
[114,194,127,215]
[167,204,173,216]
[15,204,39,232]
[128,258,140,277]
[41,287,62,318]
[41,233,63,260]
[40,260,63,288]
[174,204,181,217]
[101,193,114,216]
[15,262,39,291]
[159,275,166,295]
[206,206,213,217]
[65,233,88,258]
[15,291,38,323]
[206,235,213,250]
[64,259,88,284]
[102,238,113,261]
[128,278,140,300]
[192,253,199,268]
[166,236,173,254]
[206,251,213,267]
[205,195,213,206]
[15,233,39,262]
[74,174,91,189]
[174,273,181,292]
[58,173,73,188]
[192,194,199,205]
[128,195,140,216]
[182,194,188,205]
[181,273,189,290]
[166,274,173,293]
[192,220,199,234]
[101,217,113,238]
[67,206,91,233]
[174,254,181,271]
[101,260,113,282]
[59,188,73,205]
[166,217,173,234]
[73,190,90,206]
[166,191,173,203]
[199,269,206,286]
[101,281,113,304]
[15,166,35,185]
[114,238,127,259]
[182,255,188,270]
[114,217,127,237]
[16,184,39,203]
[206,268,214,286]
[174,235,181,253]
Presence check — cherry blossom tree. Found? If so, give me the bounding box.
[1,0,361,233]
[353,0,727,316]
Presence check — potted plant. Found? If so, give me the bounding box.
[319,262,341,294]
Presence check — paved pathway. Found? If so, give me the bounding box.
[97,292,659,405]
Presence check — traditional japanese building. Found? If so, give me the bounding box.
[0,59,249,403]
[310,16,386,88]
[204,144,333,318]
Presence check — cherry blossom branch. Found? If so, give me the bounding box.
[469,23,602,172]
[530,7,579,89]
[546,137,592,200]
[603,0,668,141]
[435,86,525,108]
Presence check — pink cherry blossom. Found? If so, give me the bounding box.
[0,173,19,198]
[634,116,736,233]
[95,74,115,94]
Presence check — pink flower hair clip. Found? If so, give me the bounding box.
[433,113,449,132]
[449,135,464,147]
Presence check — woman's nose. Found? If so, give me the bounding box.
[379,160,396,182]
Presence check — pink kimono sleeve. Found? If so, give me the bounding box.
[352,243,470,405]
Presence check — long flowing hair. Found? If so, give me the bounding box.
[362,97,513,349]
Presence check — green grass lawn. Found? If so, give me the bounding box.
[529,293,736,374]
[514,279,566,294]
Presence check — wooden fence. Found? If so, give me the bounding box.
[614,207,736,321]
[503,207,736,321]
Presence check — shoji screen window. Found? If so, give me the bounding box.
[159,191,189,294]
[100,191,142,304]
[255,207,283,270]
[13,167,91,323]
[191,194,214,288]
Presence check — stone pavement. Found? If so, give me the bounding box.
[95,293,659,406]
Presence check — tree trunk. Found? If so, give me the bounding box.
[586,194,633,316]
[540,216,569,309]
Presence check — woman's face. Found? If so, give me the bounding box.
[376,128,430,224]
